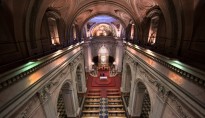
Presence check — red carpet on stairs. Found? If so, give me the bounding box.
[86,70,121,97]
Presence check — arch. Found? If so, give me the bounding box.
[130,80,151,117]
[80,13,126,36]
[56,81,76,117]
[67,1,137,40]
[146,7,161,45]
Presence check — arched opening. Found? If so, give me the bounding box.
[73,24,77,41]
[39,10,63,55]
[82,15,125,39]
[98,45,109,66]
[131,82,151,118]
[71,23,80,44]
[122,64,132,107]
[147,16,159,45]
[130,24,135,40]
[144,7,168,54]
[57,82,75,117]
[48,17,60,45]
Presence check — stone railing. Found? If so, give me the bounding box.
[124,42,205,87]
[124,42,205,113]
[0,42,84,117]
[0,42,83,91]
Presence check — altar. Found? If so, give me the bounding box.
[100,76,107,80]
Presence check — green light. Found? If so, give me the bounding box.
[22,61,40,71]
[170,60,185,69]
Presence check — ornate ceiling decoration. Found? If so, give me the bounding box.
[130,0,157,21]
[47,0,158,26]
[49,0,77,21]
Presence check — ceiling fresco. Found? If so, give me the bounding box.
[47,0,158,28]
[91,23,116,37]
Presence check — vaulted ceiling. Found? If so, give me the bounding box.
[48,0,158,28]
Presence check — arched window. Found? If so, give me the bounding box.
[146,7,161,45]
[147,16,159,45]
[130,24,135,40]
[73,24,77,40]
[48,17,60,45]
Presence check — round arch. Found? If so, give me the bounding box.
[80,13,126,39]
[56,80,76,117]
[124,64,132,92]
[121,63,133,93]
[67,1,137,39]
[81,13,126,31]
[129,80,152,117]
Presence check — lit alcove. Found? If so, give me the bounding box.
[98,45,109,66]
[147,16,159,45]
[48,17,60,45]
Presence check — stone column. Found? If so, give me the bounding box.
[81,66,87,93]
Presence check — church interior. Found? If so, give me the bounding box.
[0,0,205,118]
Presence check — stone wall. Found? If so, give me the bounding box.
[121,52,203,118]
[2,51,86,118]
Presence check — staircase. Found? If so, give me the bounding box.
[107,89,126,118]
[81,89,127,118]
[81,89,101,118]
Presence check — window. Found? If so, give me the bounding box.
[130,24,135,40]
[148,16,159,45]
[48,17,60,45]
[73,24,77,40]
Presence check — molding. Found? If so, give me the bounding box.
[0,47,83,117]
[125,43,205,87]
[0,44,83,91]
[124,47,205,117]
[167,93,193,118]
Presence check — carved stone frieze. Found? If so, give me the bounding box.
[167,93,192,118]
[69,62,74,71]
[138,65,170,101]
[19,95,39,117]
[38,81,55,102]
